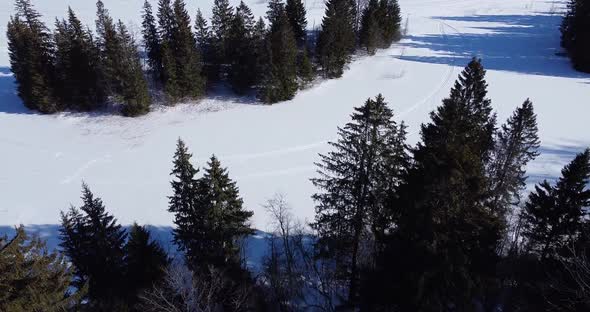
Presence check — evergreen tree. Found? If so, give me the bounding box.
[194,8,215,82]
[252,17,269,87]
[53,8,103,111]
[521,149,590,259]
[488,99,540,220]
[196,155,255,270]
[260,6,299,103]
[377,0,401,45]
[561,0,590,72]
[211,0,234,76]
[158,0,180,99]
[116,21,151,116]
[359,0,383,55]
[142,0,162,80]
[7,0,58,113]
[60,183,128,309]
[125,223,169,308]
[95,0,122,96]
[298,48,315,87]
[286,0,307,46]
[227,2,257,93]
[377,58,500,310]
[171,0,205,99]
[0,226,83,311]
[311,94,409,306]
[316,0,356,78]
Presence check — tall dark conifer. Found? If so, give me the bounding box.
[7,0,58,113]
[227,2,257,93]
[311,94,409,307]
[359,0,382,55]
[211,0,234,77]
[286,0,307,46]
[316,0,356,78]
[142,0,162,80]
[561,0,590,72]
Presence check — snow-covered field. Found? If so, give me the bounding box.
[1,0,589,242]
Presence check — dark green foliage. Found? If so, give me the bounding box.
[211,0,234,76]
[316,0,356,78]
[60,183,128,309]
[0,226,83,312]
[561,0,590,72]
[298,48,315,87]
[286,0,307,46]
[95,0,121,95]
[227,2,258,93]
[260,5,299,103]
[53,8,103,111]
[377,0,401,44]
[521,149,590,260]
[117,21,151,117]
[488,99,540,220]
[359,0,383,55]
[168,140,254,273]
[125,223,169,309]
[158,0,180,99]
[7,0,58,113]
[195,9,216,81]
[142,0,162,80]
[311,94,409,306]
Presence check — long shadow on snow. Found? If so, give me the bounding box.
[397,14,590,79]
[0,224,271,274]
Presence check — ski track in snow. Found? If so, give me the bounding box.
[0,0,589,235]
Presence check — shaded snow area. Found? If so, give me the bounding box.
[0,0,589,253]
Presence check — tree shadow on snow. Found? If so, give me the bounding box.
[0,67,34,115]
[397,14,590,79]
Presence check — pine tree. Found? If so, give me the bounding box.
[382,58,500,310]
[286,0,307,46]
[488,99,540,219]
[316,0,356,78]
[116,21,151,116]
[311,94,409,306]
[158,0,180,99]
[142,0,162,80]
[359,0,383,55]
[7,0,58,113]
[196,155,255,269]
[522,149,590,259]
[171,0,205,99]
[0,226,83,311]
[60,183,128,309]
[252,17,269,86]
[298,48,315,87]
[260,6,299,103]
[95,0,122,96]
[561,0,590,72]
[53,8,103,111]
[125,223,169,308]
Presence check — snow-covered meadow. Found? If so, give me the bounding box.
[0,0,589,244]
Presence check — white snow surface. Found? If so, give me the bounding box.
[1,0,589,235]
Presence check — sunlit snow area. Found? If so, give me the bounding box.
[0,0,589,248]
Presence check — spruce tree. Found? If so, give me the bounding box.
[298,48,315,87]
[211,0,234,77]
[561,0,590,72]
[125,223,169,308]
[0,226,83,311]
[7,0,58,113]
[377,0,401,45]
[60,183,127,309]
[158,0,180,100]
[171,0,205,99]
[95,0,121,96]
[311,94,409,306]
[260,5,299,103]
[521,149,590,259]
[316,0,356,78]
[252,17,269,86]
[142,0,162,81]
[53,8,103,111]
[196,155,254,270]
[381,58,500,310]
[488,99,540,219]
[116,21,151,116]
[227,2,257,93]
[359,0,383,55]
[286,0,307,46]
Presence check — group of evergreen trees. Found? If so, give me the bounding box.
[7,0,150,116]
[561,0,590,73]
[7,0,403,113]
[310,58,590,311]
[2,58,590,311]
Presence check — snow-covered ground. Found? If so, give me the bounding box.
[1,0,589,241]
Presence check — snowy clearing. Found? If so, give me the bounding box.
[0,0,589,238]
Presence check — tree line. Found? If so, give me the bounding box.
[2,58,590,311]
[561,0,590,73]
[7,0,402,116]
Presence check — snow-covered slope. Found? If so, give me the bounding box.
[0,0,589,234]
